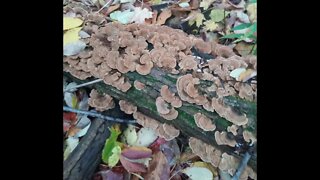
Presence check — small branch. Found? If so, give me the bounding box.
[64,79,103,92]
[63,106,136,124]
[96,0,113,13]
[231,151,252,180]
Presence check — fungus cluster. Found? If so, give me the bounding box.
[188,137,222,167]
[189,137,256,180]
[88,89,114,111]
[193,113,216,131]
[119,100,137,114]
[133,111,180,141]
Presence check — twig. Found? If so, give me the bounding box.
[63,106,136,124]
[64,79,103,92]
[231,151,252,180]
[96,0,113,13]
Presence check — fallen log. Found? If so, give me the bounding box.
[63,118,111,180]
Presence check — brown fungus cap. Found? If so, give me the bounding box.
[194,113,216,131]
[156,97,179,120]
[119,100,137,114]
[133,80,145,90]
[188,137,222,167]
[156,96,171,114]
[176,74,208,105]
[136,53,154,75]
[211,98,248,126]
[227,125,238,136]
[242,130,257,144]
[160,85,182,108]
[218,153,240,176]
[214,131,237,147]
[88,89,115,112]
[133,111,160,130]
[160,123,180,141]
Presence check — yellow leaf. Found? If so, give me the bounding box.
[63,17,83,31]
[200,0,215,10]
[238,69,257,82]
[247,3,257,22]
[188,11,205,27]
[193,161,218,177]
[203,20,218,31]
[64,27,82,46]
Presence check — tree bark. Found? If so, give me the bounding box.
[64,68,257,171]
[63,119,111,180]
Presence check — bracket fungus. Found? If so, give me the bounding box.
[160,85,182,108]
[88,89,115,112]
[188,137,222,167]
[214,131,237,147]
[133,80,145,90]
[155,97,178,120]
[194,113,216,131]
[176,74,208,106]
[119,100,137,114]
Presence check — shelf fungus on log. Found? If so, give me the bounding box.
[88,89,114,112]
[63,21,257,171]
[194,113,216,131]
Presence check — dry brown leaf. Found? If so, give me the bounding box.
[105,4,120,16]
[235,42,254,56]
[156,9,172,25]
[143,151,170,180]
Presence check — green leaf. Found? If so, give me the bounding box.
[231,23,251,31]
[221,33,244,39]
[249,0,256,3]
[209,9,225,22]
[102,125,122,164]
[108,145,121,167]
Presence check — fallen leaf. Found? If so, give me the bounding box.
[99,170,124,180]
[74,115,91,138]
[209,9,226,22]
[110,10,135,24]
[238,69,256,82]
[105,4,121,16]
[134,127,158,147]
[68,126,81,137]
[102,124,122,164]
[131,7,153,24]
[64,137,79,160]
[230,68,246,79]
[63,40,86,56]
[122,125,138,146]
[246,3,257,22]
[179,2,190,8]
[203,20,219,31]
[144,151,170,180]
[156,9,172,25]
[234,42,254,56]
[108,145,121,167]
[183,166,213,180]
[188,11,205,27]
[120,155,147,173]
[63,112,77,122]
[64,92,78,108]
[151,10,158,24]
[63,17,83,30]
[200,0,215,10]
[64,121,71,133]
[193,162,218,177]
[64,27,82,46]
[121,146,152,159]
[160,139,180,166]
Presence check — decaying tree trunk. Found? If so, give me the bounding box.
[63,119,111,180]
[64,66,257,171]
